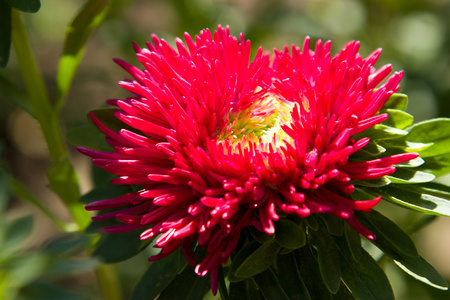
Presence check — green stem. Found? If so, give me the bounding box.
[10,8,91,230]
[95,265,123,300]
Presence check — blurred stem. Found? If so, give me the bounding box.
[95,265,122,300]
[10,9,91,230]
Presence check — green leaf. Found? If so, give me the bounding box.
[158,263,210,300]
[3,215,33,249]
[249,227,275,244]
[394,256,449,290]
[319,214,344,236]
[20,281,87,300]
[275,219,306,249]
[352,141,386,158]
[80,183,133,204]
[235,240,280,279]
[295,246,333,300]
[229,280,262,300]
[352,176,391,188]
[276,253,311,300]
[356,124,408,141]
[4,0,40,13]
[337,239,394,300]
[308,228,341,294]
[56,0,110,108]
[418,153,450,177]
[356,210,418,258]
[90,107,134,133]
[93,230,151,263]
[344,222,361,262]
[381,184,450,217]
[254,268,290,300]
[332,283,355,300]
[382,93,408,111]
[407,118,450,157]
[383,109,414,130]
[228,241,260,282]
[0,1,11,68]
[387,168,435,184]
[66,124,113,152]
[130,250,179,300]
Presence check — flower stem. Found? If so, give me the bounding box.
[10,8,91,230]
[95,265,123,300]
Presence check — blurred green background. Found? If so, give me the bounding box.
[1,0,450,299]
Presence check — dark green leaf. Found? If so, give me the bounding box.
[305,215,319,231]
[381,184,450,217]
[383,109,413,129]
[352,141,386,158]
[382,93,408,111]
[249,227,275,244]
[66,124,113,152]
[0,72,31,115]
[56,0,110,107]
[3,215,33,249]
[254,268,290,300]
[0,169,9,213]
[130,250,179,300]
[235,240,280,279]
[275,219,306,249]
[344,222,361,262]
[319,214,344,236]
[20,281,87,300]
[332,283,355,300]
[93,230,151,263]
[229,280,262,300]
[394,256,449,290]
[228,240,260,282]
[90,107,135,133]
[295,246,333,300]
[5,0,40,13]
[158,263,210,300]
[337,239,394,300]
[276,253,311,300]
[308,228,341,294]
[387,168,435,184]
[356,210,418,258]
[80,183,133,204]
[407,118,450,157]
[0,1,11,68]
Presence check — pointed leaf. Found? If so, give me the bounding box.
[235,240,280,279]
[382,184,450,217]
[357,124,408,141]
[337,239,394,300]
[407,118,450,157]
[387,168,435,184]
[275,219,306,249]
[228,241,260,282]
[276,253,311,300]
[394,256,449,290]
[0,1,11,68]
[93,230,151,263]
[254,268,290,300]
[4,0,40,13]
[344,222,362,262]
[67,124,113,152]
[319,214,344,236]
[356,210,418,258]
[130,250,179,300]
[308,228,341,294]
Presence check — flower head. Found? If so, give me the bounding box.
[79,25,418,293]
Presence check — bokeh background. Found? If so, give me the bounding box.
[1,0,450,299]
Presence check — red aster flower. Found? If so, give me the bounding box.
[79,25,418,293]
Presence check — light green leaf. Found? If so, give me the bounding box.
[275,219,306,249]
[56,0,110,108]
[382,93,408,111]
[383,109,413,130]
[387,168,435,184]
[418,153,450,177]
[357,124,408,141]
[235,240,280,279]
[407,118,450,157]
[382,184,450,217]
[4,0,40,13]
[0,1,11,68]
[130,250,179,300]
